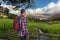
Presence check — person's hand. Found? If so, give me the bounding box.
[27,36,30,38]
[26,36,30,40]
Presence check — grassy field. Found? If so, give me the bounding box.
[0,18,60,40]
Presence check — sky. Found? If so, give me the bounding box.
[0,0,58,8]
[27,0,60,14]
[35,0,58,8]
[0,0,60,15]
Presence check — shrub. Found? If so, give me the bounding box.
[8,13,17,19]
[0,16,3,19]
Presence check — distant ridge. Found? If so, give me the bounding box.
[47,13,60,20]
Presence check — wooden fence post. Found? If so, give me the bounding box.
[38,32,40,40]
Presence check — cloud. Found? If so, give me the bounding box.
[1,4,21,16]
[41,0,60,14]
[45,0,60,14]
[27,0,60,14]
[35,8,44,14]
[0,0,28,15]
[26,9,35,14]
[1,0,60,15]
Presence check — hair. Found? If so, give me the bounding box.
[21,9,25,14]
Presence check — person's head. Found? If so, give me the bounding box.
[21,9,26,17]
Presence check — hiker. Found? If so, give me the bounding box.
[17,9,29,40]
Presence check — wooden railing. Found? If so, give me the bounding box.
[7,28,60,40]
[0,24,60,40]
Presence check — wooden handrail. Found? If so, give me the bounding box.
[40,33,60,36]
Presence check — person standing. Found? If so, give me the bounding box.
[17,9,29,40]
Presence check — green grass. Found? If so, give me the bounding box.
[0,19,60,33]
[0,18,60,40]
[27,19,60,34]
[0,19,13,28]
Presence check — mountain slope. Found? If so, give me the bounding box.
[47,13,60,20]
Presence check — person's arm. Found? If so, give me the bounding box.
[21,17,27,30]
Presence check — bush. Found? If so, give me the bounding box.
[8,13,17,19]
[0,16,3,19]
[4,8,9,15]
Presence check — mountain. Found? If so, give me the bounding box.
[28,13,60,21]
[48,13,60,20]
[28,14,53,20]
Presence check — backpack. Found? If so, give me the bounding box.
[13,16,20,31]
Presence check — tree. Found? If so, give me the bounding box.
[9,0,30,3]
[8,13,17,19]
[3,0,35,8]
[4,8,9,15]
